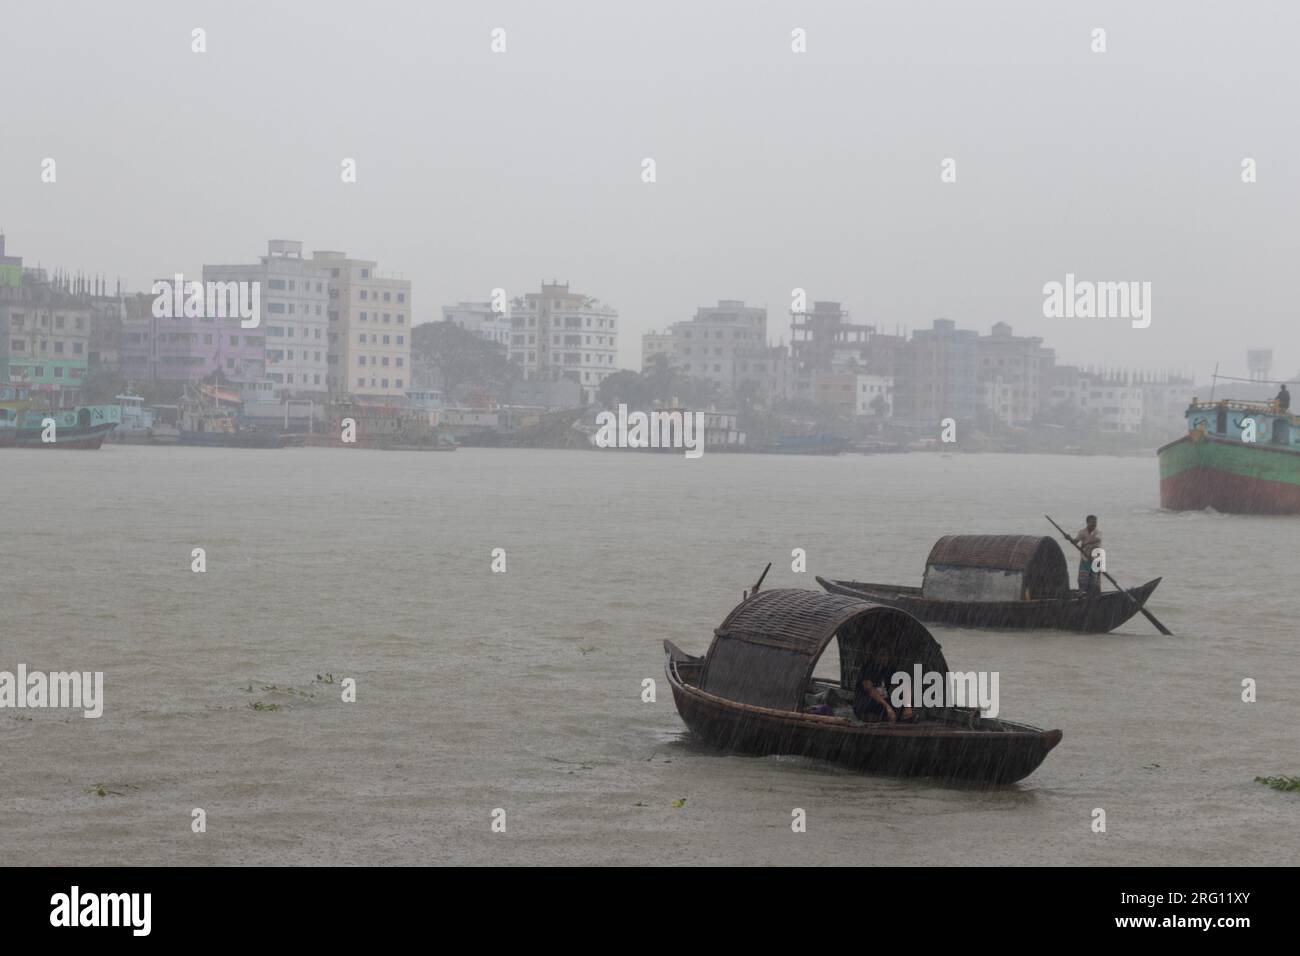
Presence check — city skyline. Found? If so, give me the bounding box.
[4,1,1297,380]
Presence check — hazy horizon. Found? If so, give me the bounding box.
[4,0,1297,380]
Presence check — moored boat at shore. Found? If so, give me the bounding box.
[0,383,120,448]
[665,588,1062,784]
[1157,397,1300,513]
[818,534,1161,633]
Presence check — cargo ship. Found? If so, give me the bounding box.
[1157,396,1300,513]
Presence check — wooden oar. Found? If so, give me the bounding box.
[1045,515,1172,635]
[745,562,772,599]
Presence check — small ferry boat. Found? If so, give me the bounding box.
[1157,396,1300,513]
[818,534,1161,633]
[1,383,121,448]
[665,588,1062,784]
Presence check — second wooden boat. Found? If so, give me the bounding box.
[817,534,1161,633]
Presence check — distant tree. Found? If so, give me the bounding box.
[597,369,654,409]
[411,320,518,402]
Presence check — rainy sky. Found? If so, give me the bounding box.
[3,0,1297,378]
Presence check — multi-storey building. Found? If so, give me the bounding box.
[442,301,511,347]
[313,249,412,400]
[643,300,792,403]
[205,240,327,397]
[0,262,92,403]
[1046,366,1145,433]
[640,331,674,370]
[856,373,893,417]
[790,301,874,374]
[894,319,980,423]
[508,281,617,403]
[976,322,1055,426]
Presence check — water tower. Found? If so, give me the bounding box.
[1247,349,1273,383]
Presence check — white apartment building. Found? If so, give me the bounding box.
[856,373,893,417]
[314,250,412,400]
[641,300,790,402]
[508,281,618,404]
[442,301,512,347]
[204,239,330,396]
[641,331,674,369]
[977,322,1053,425]
[1048,367,1145,433]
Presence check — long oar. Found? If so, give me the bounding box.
[1045,515,1172,635]
[745,562,772,600]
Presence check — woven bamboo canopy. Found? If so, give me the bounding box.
[923,534,1069,600]
[700,589,948,711]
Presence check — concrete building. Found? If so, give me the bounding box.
[442,301,512,347]
[204,241,328,396]
[643,300,791,403]
[1140,375,1197,435]
[1047,366,1145,433]
[856,373,893,417]
[313,249,412,400]
[790,301,874,373]
[640,331,674,370]
[977,322,1054,425]
[508,281,617,404]
[0,267,92,402]
[895,319,980,423]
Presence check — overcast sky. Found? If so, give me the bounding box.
[3,1,1297,380]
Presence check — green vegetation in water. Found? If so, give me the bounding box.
[86,783,125,798]
[250,701,282,712]
[315,673,337,685]
[1255,775,1300,792]
[671,798,687,809]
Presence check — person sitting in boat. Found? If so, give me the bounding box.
[1072,515,1102,595]
[1276,383,1291,412]
[852,652,914,723]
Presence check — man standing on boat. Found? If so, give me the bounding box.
[1072,515,1102,596]
[1276,383,1291,412]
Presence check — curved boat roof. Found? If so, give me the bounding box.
[924,534,1069,599]
[701,589,947,711]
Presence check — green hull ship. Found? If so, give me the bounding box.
[1157,397,1300,514]
[0,383,121,449]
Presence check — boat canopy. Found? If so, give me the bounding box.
[922,534,1068,602]
[700,589,947,711]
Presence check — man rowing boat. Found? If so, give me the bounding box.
[1072,515,1102,595]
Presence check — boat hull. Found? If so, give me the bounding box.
[816,575,1161,633]
[1157,433,1300,514]
[666,654,1059,785]
[2,421,117,449]
[179,431,290,448]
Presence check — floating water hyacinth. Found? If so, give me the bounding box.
[1255,775,1300,792]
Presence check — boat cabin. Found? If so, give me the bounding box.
[921,535,1069,602]
[699,588,948,713]
[1185,398,1299,450]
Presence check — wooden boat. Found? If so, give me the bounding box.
[665,588,1063,784]
[817,534,1161,633]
